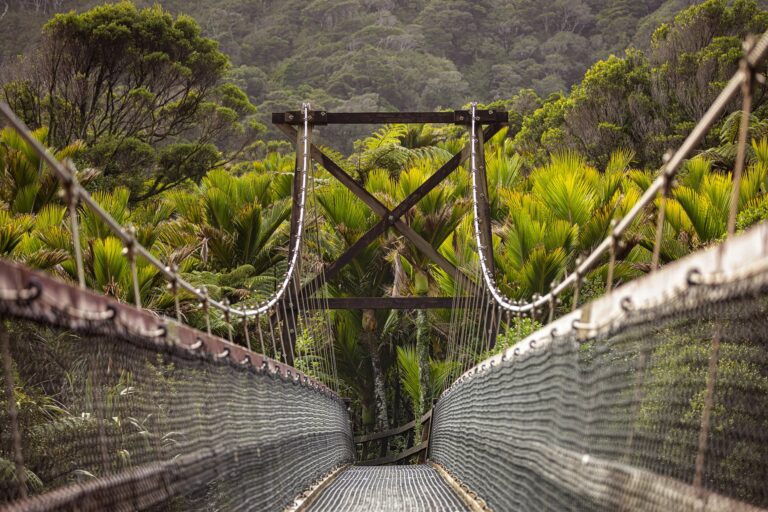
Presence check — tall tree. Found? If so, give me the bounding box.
[2,1,261,199]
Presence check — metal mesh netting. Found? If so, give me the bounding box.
[430,272,768,511]
[0,308,353,510]
[305,466,469,511]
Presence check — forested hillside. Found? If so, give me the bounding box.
[0,0,715,116]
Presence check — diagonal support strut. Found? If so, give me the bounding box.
[273,122,505,298]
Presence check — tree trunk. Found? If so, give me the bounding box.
[415,308,430,440]
[362,309,388,432]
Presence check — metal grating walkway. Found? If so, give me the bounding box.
[304,465,469,511]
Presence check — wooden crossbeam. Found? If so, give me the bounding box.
[272,110,508,125]
[357,441,428,466]
[278,297,470,310]
[354,409,433,444]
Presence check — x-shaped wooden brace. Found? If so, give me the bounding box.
[273,121,505,298]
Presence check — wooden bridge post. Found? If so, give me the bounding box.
[280,112,314,366]
[472,120,500,350]
[473,124,494,277]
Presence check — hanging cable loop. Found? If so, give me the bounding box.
[122,322,167,340]
[0,102,321,325]
[686,267,728,287]
[242,102,312,316]
[687,268,704,286]
[465,35,768,317]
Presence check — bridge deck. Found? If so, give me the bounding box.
[304,465,469,511]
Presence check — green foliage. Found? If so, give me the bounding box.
[480,317,542,361]
[2,1,261,200]
[633,323,768,503]
[2,0,748,156]
[396,345,456,415]
[5,0,768,440]
[0,126,85,214]
[514,0,768,169]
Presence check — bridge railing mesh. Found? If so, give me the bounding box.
[0,266,353,511]
[431,233,768,511]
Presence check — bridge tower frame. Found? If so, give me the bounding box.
[272,109,507,313]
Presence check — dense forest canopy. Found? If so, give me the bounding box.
[2,0,755,118]
[2,0,768,456]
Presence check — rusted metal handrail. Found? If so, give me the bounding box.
[0,258,337,395]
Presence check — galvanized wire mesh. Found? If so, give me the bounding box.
[0,307,353,510]
[431,270,768,511]
[305,466,468,512]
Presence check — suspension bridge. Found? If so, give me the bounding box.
[1,31,768,512]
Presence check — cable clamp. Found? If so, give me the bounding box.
[0,281,40,302]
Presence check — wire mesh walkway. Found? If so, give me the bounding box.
[303,466,469,512]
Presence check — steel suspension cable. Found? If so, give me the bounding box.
[466,30,768,315]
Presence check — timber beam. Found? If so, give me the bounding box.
[272,110,508,125]
[278,297,471,310]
